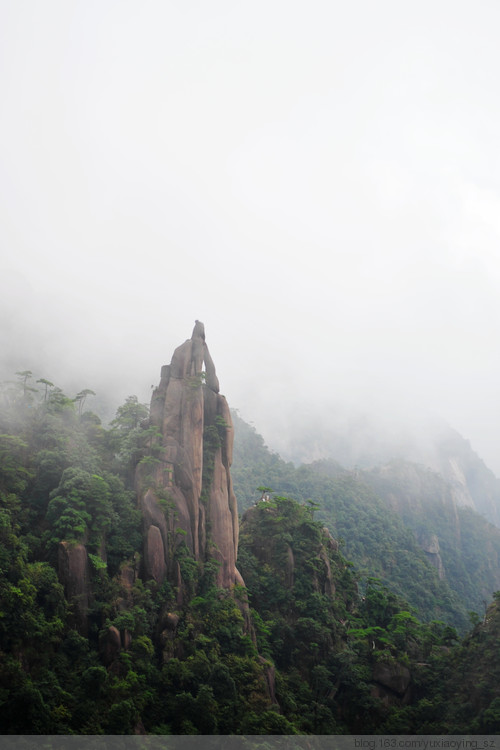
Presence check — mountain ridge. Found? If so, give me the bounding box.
[251,404,500,527]
[231,410,500,628]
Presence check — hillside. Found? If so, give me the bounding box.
[232,411,500,630]
[1,330,500,734]
[0,364,424,734]
[258,404,500,527]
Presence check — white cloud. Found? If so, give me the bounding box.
[1,0,500,473]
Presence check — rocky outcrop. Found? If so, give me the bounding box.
[372,660,411,705]
[100,625,121,665]
[259,656,278,705]
[366,460,462,547]
[144,525,167,583]
[431,430,500,527]
[100,624,133,666]
[137,322,241,589]
[418,531,445,580]
[159,611,182,662]
[318,548,336,596]
[57,542,91,634]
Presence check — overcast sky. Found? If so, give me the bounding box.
[2,1,500,473]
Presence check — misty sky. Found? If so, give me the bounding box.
[2,1,500,473]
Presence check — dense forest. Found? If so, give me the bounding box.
[1,371,500,734]
[232,412,500,631]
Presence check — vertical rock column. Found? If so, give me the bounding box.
[57,541,91,634]
[137,321,241,590]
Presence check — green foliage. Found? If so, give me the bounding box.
[88,553,107,571]
[231,412,471,631]
[45,468,112,549]
[74,389,96,416]
[107,395,151,485]
[1,376,500,735]
[364,459,500,622]
[237,495,367,731]
[0,434,32,495]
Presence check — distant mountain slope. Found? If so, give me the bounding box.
[429,428,500,526]
[329,458,500,619]
[253,405,500,527]
[231,411,500,630]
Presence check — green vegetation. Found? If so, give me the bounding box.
[0,373,277,733]
[364,459,500,617]
[1,375,500,733]
[231,411,500,632]
[237,495,473,733]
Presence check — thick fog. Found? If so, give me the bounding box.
[2,1,500,473]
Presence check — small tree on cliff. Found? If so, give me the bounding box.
[15,370,37,400]
[74,389,96,416]
[36,378,54,401]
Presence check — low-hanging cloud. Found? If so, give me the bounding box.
[1,0,500,474]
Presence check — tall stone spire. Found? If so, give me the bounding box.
[137,322,242,590]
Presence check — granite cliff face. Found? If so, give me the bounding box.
[430,429,500,527]
[137,322,242,590]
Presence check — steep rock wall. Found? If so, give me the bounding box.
[137,322,240,589]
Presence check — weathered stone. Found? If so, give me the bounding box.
[259,656,278,705]
[144,525,167,583]
[319,548,335,597]
[418,531,445,580]
[120,563,136,591]
[137,323,242,591]
[208,449,238,588]
[371,681,412,706]
[57,542,91,634]
[176,561,184,606]
[218,396,234,467]
[285,545,295,589]
[141,488,168,535]
[322,526,339,552]
[203,345,220,393]
[373,660,411,697]
[161,612,180,631]
[101,625,121,665]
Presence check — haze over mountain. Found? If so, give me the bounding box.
[251,400,500,526]
[3,321,500,734]
[2,0,500,477]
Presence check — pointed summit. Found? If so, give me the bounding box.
[192,319,205,340]
[137,323,241,590]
